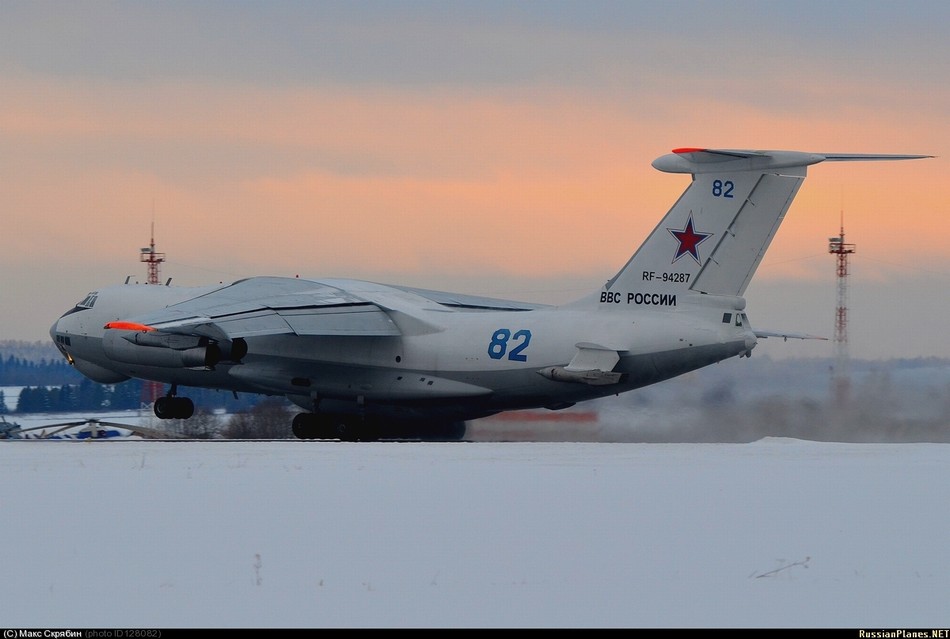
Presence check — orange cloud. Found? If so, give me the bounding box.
[0,74,946,298]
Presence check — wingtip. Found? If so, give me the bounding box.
[818,153,935,162]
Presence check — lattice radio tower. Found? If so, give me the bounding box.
[139,222,166,407]
[828,211,855,405]
[140,221,165,285]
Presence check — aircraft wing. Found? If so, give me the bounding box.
[113,277,547,342]
[125,277,403,340]
[754,329,829,342]
[394,285,548,311]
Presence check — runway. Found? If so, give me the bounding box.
[3,436,948,628]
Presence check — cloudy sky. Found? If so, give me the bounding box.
[1,1,947,359]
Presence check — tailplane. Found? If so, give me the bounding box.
[585,148,931,308]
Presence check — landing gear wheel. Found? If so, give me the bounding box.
[154,396,195,420]
[176,397,195,419]
[154,396,172,419]
[357,421,381,442]
[334,418,361,442]
[292,413,340,440]
[292,413,319,439]
[291,413,381,441]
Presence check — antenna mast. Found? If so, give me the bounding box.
[828,210,855,405]
[140,221,166,285]
[139,221,167,410]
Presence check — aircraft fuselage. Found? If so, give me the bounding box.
[51,278,753,425]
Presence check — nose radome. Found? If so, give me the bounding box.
[744,332,757,352]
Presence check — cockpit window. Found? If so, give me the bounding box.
[78,292,98,308]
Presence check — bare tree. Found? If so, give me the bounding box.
[221,398,295,439]
[166,408,222,439]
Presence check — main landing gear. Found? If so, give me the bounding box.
[291,413,467,442]
[291,413,379,442]
[153,384,195,420]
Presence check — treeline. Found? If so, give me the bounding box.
[0,353,84,386]
[0,340,61,361]
[7,379,140,413]
[1,379,263,415]
[0,343,267,415]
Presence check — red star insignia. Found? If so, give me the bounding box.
[667,214,711,264]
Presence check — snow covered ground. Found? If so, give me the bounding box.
[3,430,948,628]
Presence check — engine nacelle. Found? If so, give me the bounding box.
[118,331,247,364]
[218,337,248,362]
[103,330,218,369]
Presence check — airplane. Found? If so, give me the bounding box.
[49,148,932,441]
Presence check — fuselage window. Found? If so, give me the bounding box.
[722,313,732,324]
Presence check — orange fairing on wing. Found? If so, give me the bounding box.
[104,321,155,332]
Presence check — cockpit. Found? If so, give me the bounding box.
[77,292,98,308]
[721,312,750,327]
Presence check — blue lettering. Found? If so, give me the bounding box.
[488,328,533,362]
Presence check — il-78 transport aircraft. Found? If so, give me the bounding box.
[50,148,931,440]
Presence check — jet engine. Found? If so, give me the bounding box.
[102,330,247,369]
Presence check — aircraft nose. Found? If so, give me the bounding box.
[744,332,757,352]
[49,312,76,361]
[50,312,69,343]
[49,317,70,361]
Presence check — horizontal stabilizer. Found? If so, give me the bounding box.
[653,148,933,174]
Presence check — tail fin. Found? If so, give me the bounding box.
[591,148,931,305]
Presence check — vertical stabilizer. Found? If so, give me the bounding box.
[583,149,932,308]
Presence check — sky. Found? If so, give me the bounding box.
[1,1,948,359]
[2,425,949,628]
